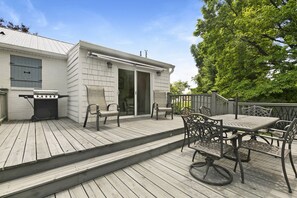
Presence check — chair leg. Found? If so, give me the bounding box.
[156,110,159,120]
[117,114,120,127]
[192,150,198,162]
[171,110,173,119]
[234,148,244,183]
[281,155,292,193]
[151,104,154,118]
[83,109,89,128]
[165,111,167,118]
[181,132,186,152]
[289,149,297,177]
[104,117,107,124]
[96,114,100,131]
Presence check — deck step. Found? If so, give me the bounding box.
[0,133,184,198]
[0,127,183,183]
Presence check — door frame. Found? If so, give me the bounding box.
[117,65,153,117]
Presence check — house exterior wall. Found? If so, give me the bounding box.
[74,47,171,123]
[78,49,117,123]
[0,49,68,120]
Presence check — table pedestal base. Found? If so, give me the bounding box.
[189,161,233,186]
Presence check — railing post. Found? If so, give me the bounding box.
[211,90,217,115]
[228,98,235,114]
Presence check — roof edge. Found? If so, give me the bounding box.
[0,43,68,59]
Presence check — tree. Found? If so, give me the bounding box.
[0,18,31,33]
[191,0,297,102]
[170,80,190,95]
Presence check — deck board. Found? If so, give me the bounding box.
[47,120,75,153]
[0,121,23,168]
[23,121,37,163]
[42,120,64,156]
[36,121,51,160]
[81,180,105,197]
[5,121,29,167]
[54,146,297,198]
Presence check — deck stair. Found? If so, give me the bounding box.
[0,128,184,197]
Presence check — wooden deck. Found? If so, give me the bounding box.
[51,145,297,198]
[0,116,183,170]
[1,116,297,197]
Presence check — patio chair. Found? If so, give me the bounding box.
[236,118,297,193]
[199,105,212,116]
[180,107,195,152]
[182,113,244,186]
[199,105,232,141]
[151,91,173,120]
[266,120,292,146]
[124,97,134,115]
[241,105,272,117]
[241,105,273,159]
[83,85,120,131]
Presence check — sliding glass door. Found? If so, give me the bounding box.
[118,69,150,116]
[137,71,150,115]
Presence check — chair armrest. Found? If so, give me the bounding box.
[88,104,99,114]
[107,103,120,111]
[274,120,292,130]
[167,103,173,108]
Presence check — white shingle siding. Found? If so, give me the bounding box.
[154,70,170,92]
[67,45,80,122]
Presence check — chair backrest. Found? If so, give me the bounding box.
[199,106,212,116]
[283,118,297,146]
[153,91,167,106]
[180,107,194,116]
[182,113,224,157]
[241,105,272,117]
[85,85,107,111]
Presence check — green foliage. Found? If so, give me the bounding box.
[170,80,190,95]
[191,0,297,102]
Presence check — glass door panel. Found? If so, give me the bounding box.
[137,71,150,115]
[118,69,134,116]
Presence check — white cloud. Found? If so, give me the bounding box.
[0,1,20,24]
[24,0,48,27]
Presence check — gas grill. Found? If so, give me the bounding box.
[19,89,68,121]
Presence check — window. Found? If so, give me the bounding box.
[10,55,42,88]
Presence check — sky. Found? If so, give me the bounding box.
[0,0,203,87]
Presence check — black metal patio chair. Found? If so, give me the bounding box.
[241,105,273,159]
[182,113,244,186]
[83,85,120,131]
[236,118,297,193]
[180,107,195,152]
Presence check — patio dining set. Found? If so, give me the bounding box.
[181,105,297,193]
[81,85,297,193]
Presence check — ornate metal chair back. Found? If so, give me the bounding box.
[241,105,272,117]
[199,106,212,116]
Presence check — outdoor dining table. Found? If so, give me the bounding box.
[210,114,280,161]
